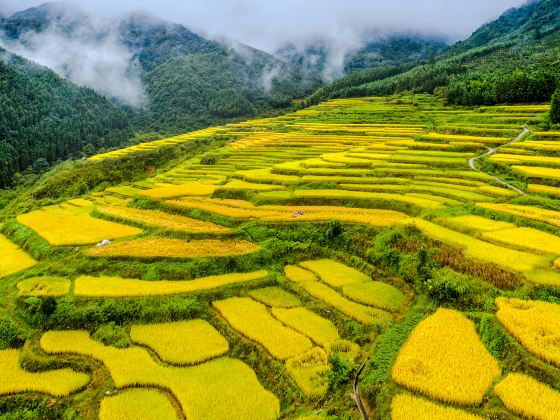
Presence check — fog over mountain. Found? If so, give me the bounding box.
[0,1,529,105]
[0,1,528,51]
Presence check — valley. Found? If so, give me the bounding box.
[0,1,560,419]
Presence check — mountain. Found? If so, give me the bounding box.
[0,3,321,134]
[0,47,132,188]
[277,34,448,79]
[305,0,560,106]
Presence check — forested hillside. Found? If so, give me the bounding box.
[277,34,448,78]
[0,48,131,188]
[0,4,320,135]
[306,0,560,106]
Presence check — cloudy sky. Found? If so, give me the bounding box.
[0,0,529,52]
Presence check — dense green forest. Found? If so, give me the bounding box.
[0,5,320,135]
[304,0,560,107]
[276,35,447,77]
[0,49,131,188]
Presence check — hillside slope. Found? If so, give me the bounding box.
[0,3,320,134]
[277,34,448,78]
[306,0,560,106]
[0,48,131,188]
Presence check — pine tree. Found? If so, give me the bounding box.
[551,89,560,124]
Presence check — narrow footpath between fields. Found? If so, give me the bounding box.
[468,127,529,195]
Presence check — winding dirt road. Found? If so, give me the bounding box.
[468,127,529,196]
[353,359,369,420]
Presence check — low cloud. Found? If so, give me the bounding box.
[0,10,147,107]
[0,1,530,93]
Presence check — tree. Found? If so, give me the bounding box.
[551,89,560,124]
[32,158,49,174]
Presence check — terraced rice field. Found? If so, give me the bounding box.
[16,204,142,246]
[391,394,483,420]
[74,271,268,297]
[0,234,37,279]
[0,349,89,397]
[392,308,501,406]
[494,373,560,420]
[130,320,229,365]
[4,95,560,419]
[97,206,231,234]
[86,238,259,259]
[496,298,560,368]
[41,331,279,420]
[99,389,178,420]
[17,277,71,297]
[213,297,313,360]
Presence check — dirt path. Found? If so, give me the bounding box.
[468,127,529,196]
[353,359,369,420]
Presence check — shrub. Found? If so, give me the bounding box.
[0,317,23,349]
[425,268,475,303]
[92,323,131,349]
[550,88,560,124]
[327,352,354,391]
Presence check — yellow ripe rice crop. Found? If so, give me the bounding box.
[130,320,229,365]
[97,206,230,234]
[271,307,340,349]
[17,205,142,246]
[285,348,329,399]
[167,197,283,219]
[391,394,483,420]
[292,189,444,209]
[423,132,507,144]
[74,270,267,297]
[392,308,501,406]
[139,183,217,199]
[235,168,300,184]
[342,281,405,311]
[492,153,560,167]
[299,259,370,287]
[512,165,560,181]
[436,215,515,233]
[284,266,317,283]
[17,277,71,297]
[86,238,259,259]
[477,185,517,197]
[106,186,142,197]
[41,331,279,420]
[407,219,550,272]
[496,298,560,368]
[477,202,560,227]
[494,373,560,420]
[0,349,89,397]
[526,269,560,286]
[301,281,390,325]
[258,206,409,227]
[0,234,37,279]
[248,287,301,308]
[218,180,286,191]
[528,183,560,196]
[481,227,560,255]
[99,389,178,420]
[213,297,312,360]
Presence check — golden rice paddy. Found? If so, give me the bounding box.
[130,320,229,365]
[392,308,501,405]
[40,330,280,419]
[74,271,267,297]
[97,206,231,234]
[0,234,37,279]
[496,298,560,368]
[86,238,259,259]
[17,205,142,246]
